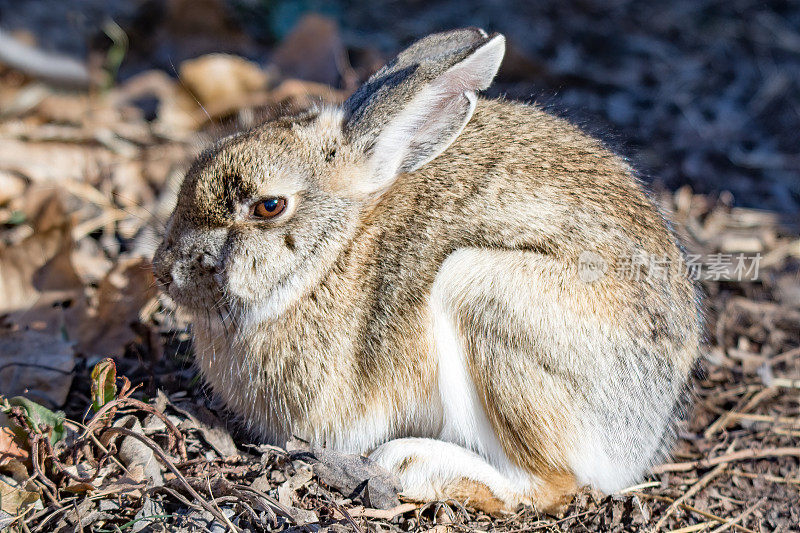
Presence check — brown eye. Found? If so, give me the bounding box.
[253,197,287,219]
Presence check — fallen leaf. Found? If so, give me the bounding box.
[130,495,165,532]
[180,53,269,111]
[76,255,158,358]
[0,137,118,183]
[269,78,347,109]
[0,329,75,409]
[0,195,82,315]
[0,171,26,206]
[172,401,238,459]
[0,474,40,518]
[277,465,313,507]
[8,396,66,445]
[294,447,402,510]
[0,413,28,469]
[113,415,164,488]
[62,463,112,493]
[93,473,146,499]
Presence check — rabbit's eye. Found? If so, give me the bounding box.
[253,197,287,219]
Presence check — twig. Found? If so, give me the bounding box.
[638,493,757,533]
[100,426,240,533]
[704,387,777,438]
[668,522,712,533]
[30,438,58,493]
[40,434,114,485]
[651,463,726,532]
[350,502,419,520]
[87,396,187,461]
[708,498,765,533]
[617,481,662,494]
[232,483,304,525]
[652,447,800,474]
[206,475,237,532]
[331,500,364,533]
[727,469,800,485]
[0,29,90,87]
[722,412,799,427]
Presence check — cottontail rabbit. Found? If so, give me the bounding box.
[154,28,700,513]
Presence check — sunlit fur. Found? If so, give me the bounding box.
[153,29,700,513]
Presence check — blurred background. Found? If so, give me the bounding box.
[0,1,798,530]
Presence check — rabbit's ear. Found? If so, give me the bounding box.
[343,29,505,196]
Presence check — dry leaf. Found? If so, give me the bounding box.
[297,447,402,510]
[0,329,75,409]
[180,54,269,110]
[172,401,238,459]
[270,78,347,109]
[113,416,163,488]
[0,170,25,206]
[0,413,29,469]
[0,474,40,518]
[0,138,117,183]
[76,256,157,358]
[0,195,82,314]
[278,465,313,507]
[93,473,146,500]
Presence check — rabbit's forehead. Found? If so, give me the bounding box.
[178,143,309,227]
[206,141,308,192]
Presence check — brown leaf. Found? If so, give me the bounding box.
[113,416,164,488]
[0,170,26,206]
[0,412,29,469]
[0,474,40,517]
[0,195,82,314]
[171,401,238,459]
[180,54,269,110]
[0,138,117,184]
[0,329,75,409]
[269,78,347,109]
[76,256,158,358]
[294,446,402,510]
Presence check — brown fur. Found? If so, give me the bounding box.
[445,478,508,515]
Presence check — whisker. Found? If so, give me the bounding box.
[168,56,217,128]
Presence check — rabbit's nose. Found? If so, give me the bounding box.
[197,252,220,272]
[195,252,225,286]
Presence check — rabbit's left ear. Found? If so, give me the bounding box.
[343,29,505,196]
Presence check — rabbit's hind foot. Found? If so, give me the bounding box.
[370,437,576,515]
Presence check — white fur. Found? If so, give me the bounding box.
[430,255,536,492]
[371,248,539,505]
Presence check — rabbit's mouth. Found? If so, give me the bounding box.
[162,275,226,316]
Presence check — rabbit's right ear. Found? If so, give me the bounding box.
[343,29,505,197]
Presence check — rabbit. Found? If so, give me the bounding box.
[153,28,701,514]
